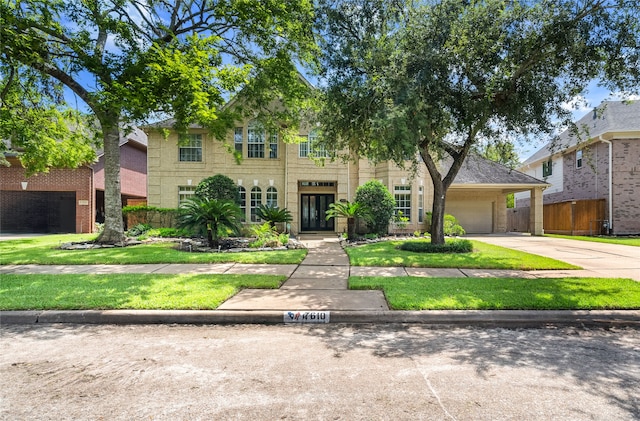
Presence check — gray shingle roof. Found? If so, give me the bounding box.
[522,100,640,165]
[443,154,548,186]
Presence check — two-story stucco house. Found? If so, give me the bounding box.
[145,110,548,236]
[515,100,640,235]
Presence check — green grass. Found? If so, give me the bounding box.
[0,273,285,310]
[346,240,579,270]
[0,234,307,265]
[545,234,640,247]
[350,276,640,310]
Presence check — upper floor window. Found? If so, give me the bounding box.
[394,185,411,222]
[542,159,553,177]
[247,121,265,158]
[179,134,202,162]
[234,127,243,156]
[269,133,278,159]
[300,129,329,158]
[576,150,583,168]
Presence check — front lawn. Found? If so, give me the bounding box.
[350,276,640,310]
[0,234,307,265]
[545,234,640,247]
[0,273,285,310]
[346,240,579,270]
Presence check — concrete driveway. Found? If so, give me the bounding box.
[465,234,640,281]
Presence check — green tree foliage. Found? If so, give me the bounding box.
[354,180,396,235]
[1,0,318,243]
[195,174,239,202]
[316,0,640,244]
[0,65,97,174]
[177,197,243,248]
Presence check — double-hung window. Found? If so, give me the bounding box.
[300,130,328,158]
[418,186,424,223]
[250,187,262,222]
[269,133,278,159]
[178,186,196,206]
[247,121,265,158]
[394,185,411,221]
[234,127,243,157]
[238,186,247,221]
[179,134,202,162]
[542,159,553,177]
[266,187,278,207]
[576,150,583,168]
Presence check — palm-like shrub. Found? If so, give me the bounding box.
[177,197,243,248]
[325,201,364,240]
[255,204,292,231]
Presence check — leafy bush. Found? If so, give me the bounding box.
[127,223,151,237]
[249,223,284,248]
[195,174,239,202]
[425,212,466,236]
[444,214,466,237]
[398,239,473,253]
[354,180,396,235]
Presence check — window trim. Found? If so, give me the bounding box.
[576,149,583,169]
[178,134,203,162]
[247,121,265,159]
[542,159,553,177]
[393,185,412,222]
[178,186,197,206]
[250,186,262,222]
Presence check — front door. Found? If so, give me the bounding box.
[301,194,335,231]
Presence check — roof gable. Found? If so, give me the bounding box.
[522,100,640,165]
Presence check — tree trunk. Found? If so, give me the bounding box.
[96,118,125,244]
[430,181,446,245]
[347,217,355,241]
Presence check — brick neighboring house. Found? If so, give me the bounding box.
[515,100,640,235]
[145,115,548,236]
[0,129,147,234]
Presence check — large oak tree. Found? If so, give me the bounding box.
[1,0,317,243]
[316,0,640,244]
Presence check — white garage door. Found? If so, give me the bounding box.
[445,200,493,234]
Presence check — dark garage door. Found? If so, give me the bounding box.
[0,191,76,233]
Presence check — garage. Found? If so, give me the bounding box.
[0,191,76,233]
[445,200,493,234]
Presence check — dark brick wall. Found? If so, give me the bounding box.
[93,143,147,198]
[0,160,94,233]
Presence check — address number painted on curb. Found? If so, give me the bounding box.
[284,311,330,324]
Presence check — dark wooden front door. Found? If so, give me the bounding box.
[300,194,334,231]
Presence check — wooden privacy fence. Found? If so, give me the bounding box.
[544,199,606,235]
[508,199,606,235]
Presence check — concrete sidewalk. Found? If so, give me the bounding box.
[1,234,639,327]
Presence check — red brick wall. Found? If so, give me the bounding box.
[93,143,147,198]
[0,160,94,233]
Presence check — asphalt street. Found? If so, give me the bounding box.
[2,323,639,420]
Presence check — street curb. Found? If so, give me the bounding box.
[2,310,639,328]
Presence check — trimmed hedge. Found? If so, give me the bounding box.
[397,239,473,254]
